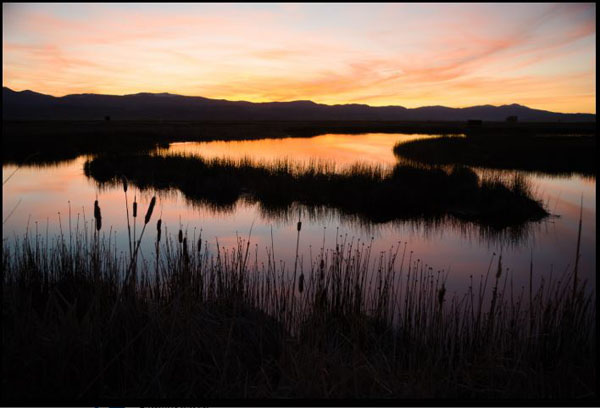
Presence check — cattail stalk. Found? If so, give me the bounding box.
[293,218,302,288]
[123,176,133,258]
[487,253,502,338]
[94,200,102,232]
[133,195,137,261]
[110,196,157,324]
[298,273,304,293]
[145,196,156,225]
[572,195,583,299]
[155,218,162,298]
[92,199,102,277]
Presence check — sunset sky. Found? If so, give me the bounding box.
[2,3,596,113]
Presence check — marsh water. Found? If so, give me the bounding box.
[2,133,596,295]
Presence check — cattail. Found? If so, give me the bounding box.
[156,219,162,242]
[438,283,446,306]
[197,238,202,253]
[298,273,304,293]
[94,200,102,231]
[144,196,156,224]
[178,229,183,244]
[121,175,128,193]
[496,254,502,279]
[183,237,189,262]
[319,287,327,307]
[133,199,137,218]
[319,258,325,280]
[297,221,302,231]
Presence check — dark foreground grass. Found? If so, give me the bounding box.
[2,197,595,400]
[84,153,548,228]
[393,134,596,177]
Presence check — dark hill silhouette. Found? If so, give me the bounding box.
[2,87,595,122]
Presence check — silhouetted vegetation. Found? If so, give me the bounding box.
[3,119,594,400]
[2,121,165,165]
[2,197,595,399]
[394,134,596,177]
[83,153,548,228]
[3,120,595,165]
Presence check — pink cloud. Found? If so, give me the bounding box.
[2,4,595,112]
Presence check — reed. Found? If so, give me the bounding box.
[572,195,583,298]
[122,175,133,258]
[1,195,595,399]
[393,134,595,177]
[4,120,595,167]
[84,153,549,228]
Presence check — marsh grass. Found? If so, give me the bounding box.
[84,153,548,228]
[393,134,596,177]
[4,119,594,168]
[2,196,595,400]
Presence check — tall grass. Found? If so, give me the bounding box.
[2,196,595,400]
[393,134,596,177]
[84,153,549,228]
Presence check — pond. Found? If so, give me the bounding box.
[157,133,443,170]
[2,133,596,296]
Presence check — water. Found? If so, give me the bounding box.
[2,133,595,296]
[158,133,444,170]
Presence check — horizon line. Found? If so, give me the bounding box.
[4,86,596,115]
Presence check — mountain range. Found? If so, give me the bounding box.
[2,87,595,122]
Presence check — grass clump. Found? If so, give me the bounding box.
[84,153,548,228]
[393,134,596,177]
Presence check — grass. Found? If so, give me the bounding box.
[2,126,164,166]
[393,134,596,177]
[2,192,595,400]
[3,119,595,166]
[2,119,595,400]
[83,153,549,228]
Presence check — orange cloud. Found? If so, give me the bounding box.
[2,4,595,113]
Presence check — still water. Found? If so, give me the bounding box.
[2,133,596,296]
[159,133,442,170]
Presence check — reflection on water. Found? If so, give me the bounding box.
[2,133,595,297]
[155,133,453,172]
[208,199,540,249]
[2,150,83,168]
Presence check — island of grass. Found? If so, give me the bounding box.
[84,153,548,228]
[393,133,596,177]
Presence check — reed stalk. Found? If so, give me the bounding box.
[572,195,583,299]
[122,176,133,258]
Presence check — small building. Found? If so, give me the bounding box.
[506,115,518,123]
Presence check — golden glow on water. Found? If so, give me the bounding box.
[159,133,447,171]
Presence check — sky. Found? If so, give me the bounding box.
[2,3,596,113]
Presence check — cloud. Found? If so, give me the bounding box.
[2,4,595,112]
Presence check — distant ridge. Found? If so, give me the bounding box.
[2,87,595,122]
